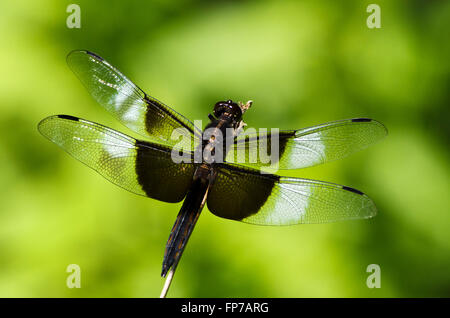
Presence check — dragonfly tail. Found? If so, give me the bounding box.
[161,178,209,277]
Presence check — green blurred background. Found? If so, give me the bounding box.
[0,0,449,297]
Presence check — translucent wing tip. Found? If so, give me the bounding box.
[351,117,388,138]
[67,49,101,61]
[370,118,388,137]
[37,115,58,137]
[66,49,82,64]
[38,114,80,139]
[66,50,105,75]
[341,185,378,220]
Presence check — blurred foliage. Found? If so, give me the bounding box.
[0,0,449,297]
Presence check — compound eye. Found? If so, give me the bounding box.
[214,101,228,117]
[213,100,242,120]
[214,101,227,108]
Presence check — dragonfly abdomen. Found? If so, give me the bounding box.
[161,170,210,277]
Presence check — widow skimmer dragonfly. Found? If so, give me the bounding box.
[38,50,387,296]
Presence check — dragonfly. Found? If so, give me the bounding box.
[38,50,387,296]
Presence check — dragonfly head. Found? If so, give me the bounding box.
[213,99,252,121]
[213,100,242,122]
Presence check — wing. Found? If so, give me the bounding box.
[225,118,387,170]
[66,50,201,149]
[38,115,196,203]
[207,163,377,225]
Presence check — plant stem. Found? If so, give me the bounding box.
[160,267,176,298]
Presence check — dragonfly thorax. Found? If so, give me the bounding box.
[200,116,234,164]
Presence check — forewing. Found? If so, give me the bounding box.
[66,50,200,149]
[225,118,387,170]
[207,163,377,225]
[38,115,195,203]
